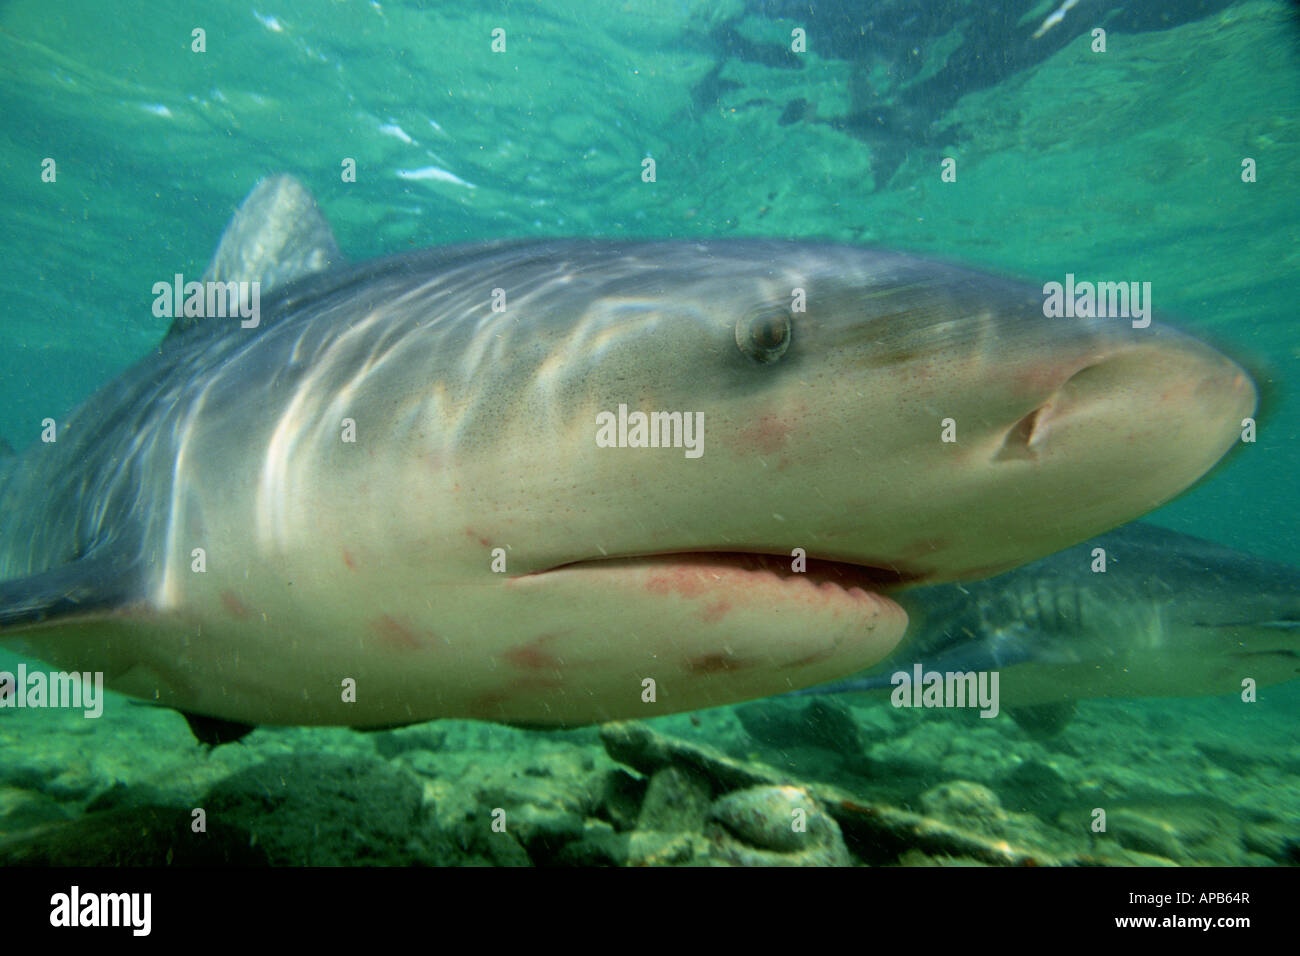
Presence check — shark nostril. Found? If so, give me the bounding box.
[995,405,1046,461]
[994,361,1107,464]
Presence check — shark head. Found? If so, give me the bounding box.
[328,240,1252,722]
[478,244,1256,578]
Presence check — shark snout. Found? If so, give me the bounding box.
[995,332,1256,468]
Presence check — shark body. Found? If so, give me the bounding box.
[793,523,1299,708]
[0,176,1257,727]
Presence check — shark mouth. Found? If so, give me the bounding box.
[536,551,931,591]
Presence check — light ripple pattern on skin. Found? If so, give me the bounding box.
[0,175,1257,729]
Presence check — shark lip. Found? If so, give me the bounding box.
[533,551,930,590]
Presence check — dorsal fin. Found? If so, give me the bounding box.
[165,174,343,342]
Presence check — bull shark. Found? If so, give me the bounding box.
[0,175,1257,732]
[789,523,1300,727]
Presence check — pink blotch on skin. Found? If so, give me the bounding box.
[371,614,424,651]
[700,599,732,623]
[780,644,840,670]
[220,590,253,620]
[685,653,748,675]
[503,632,567,671]
[644,567,709,599]
[468,678,565,717]
[738,414,794,455]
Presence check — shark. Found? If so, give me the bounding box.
[0,175,1257,733]
[788,523,1300,730]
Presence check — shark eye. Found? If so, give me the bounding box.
[736,306,793,364]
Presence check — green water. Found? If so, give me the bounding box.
[0,0,1296,866]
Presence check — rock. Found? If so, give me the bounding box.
[1104,804,1248,865]
[395,749,443,779]
[474,761,610,862]
[735,699,864,755]
[202,752,440,865]
[861,719,953,792]
[85,782,183,814]
[1104,808,1183,862]
[0,806,268,865]
[1006,702,1078,739]
[495,800,586,848]
[706,786,850,866]
[898,849,987,866]
[554,821,630,866]
[1193,739,1275,775]
[855,704,898,736]
[369,725,447,759]
[636,766,713,832]
[802,699,868,754]
[0,762,46,791]
[710,786,814,852]
[879,719,953,767]
[1242,819,1300,864]
[602,720,1088,865]
[995,759,1074,820]
[627,830,707,866]
[406,746,617,865]
[601,721,776,791]
[599,769,647,832]
[0,789,71,832]
[919,781,1006,828]
[914,779,1069,861]
[466,829,535,867]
